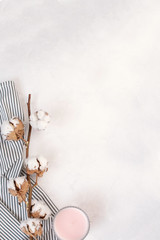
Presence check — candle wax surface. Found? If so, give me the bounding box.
[54,207,89,240]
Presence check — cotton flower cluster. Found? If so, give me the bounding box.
[20,218,43,238]
[31,199,52,219]
[24,156,48,177]
[1,117,24,141]
[8,176,29,203]
[29,110,50,130]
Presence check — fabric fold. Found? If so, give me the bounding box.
[0,81,58,240]
[0,81,24,176]
[0,201,28,240]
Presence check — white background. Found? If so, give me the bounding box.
[1,0,160,239]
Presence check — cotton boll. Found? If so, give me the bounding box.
[37,120,48,130]
[8,176,28,190]
[37,110,45,120]
[30,121,37,129]
[1,121,14,140]
[0,117,24,141]
[8,176,29,203]
[24,157,39,171]
[43,114,50,123]
[14,176,26,188]
[30,112,38,122]
[30,113,38,129]
[38,156,48,171]
[20,218,40,233]
[8,179,16,190]
[29,110,50,130]
[20,218,43,238]
[31,199,52,219]
[25,156,48,177]
[10,118,19,126]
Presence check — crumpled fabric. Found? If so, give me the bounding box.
[0,81,58,240]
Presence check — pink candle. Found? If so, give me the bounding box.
[53,206,90,240]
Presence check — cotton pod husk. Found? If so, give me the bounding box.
[30,199,52,220]
[8,176,29,203]
[1,117,25,141]
[24,156,48,177]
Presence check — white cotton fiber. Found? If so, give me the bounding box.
[24,157,39,170]
[1,121,14,139]
[31,199,52,219]
[20,218,41,233]
[29,110,50,130]
[10,118,19,126]
[38,156,48,171]
[37,110,45,120]
[8,179,15,190]
[8,176,26,190]
[15,176,26,188]
[24,156,48,171]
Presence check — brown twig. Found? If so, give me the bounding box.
[32,174,38,189]
[26,94,32,159]
[26,94,40,240]
[26,94,33,240]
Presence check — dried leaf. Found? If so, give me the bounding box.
[8,177,29,203]
[1,117,24,141]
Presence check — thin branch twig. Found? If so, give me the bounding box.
[26,94,33,240]
[26,94,32,159]
[32,174,38,189]
[26,94,39,240]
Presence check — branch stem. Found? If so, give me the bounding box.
[26,94,33,240]
[26,94,32,159]
[32,174,38,189]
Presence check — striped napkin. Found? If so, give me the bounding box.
[0,81,58,240]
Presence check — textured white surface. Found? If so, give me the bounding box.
[0,0,160,239]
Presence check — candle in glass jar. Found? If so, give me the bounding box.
[53,206,90,240]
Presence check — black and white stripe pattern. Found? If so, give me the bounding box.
[0,81,24,176]
[0,81,59,240]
